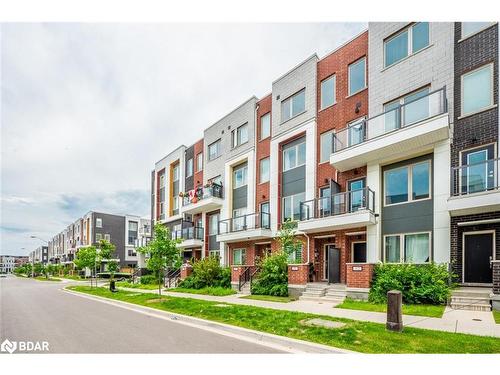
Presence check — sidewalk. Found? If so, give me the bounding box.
[117,286,500,338]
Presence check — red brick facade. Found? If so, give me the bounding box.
[287,264,309,285]
[346,263,374,288]
[255,94,272,211]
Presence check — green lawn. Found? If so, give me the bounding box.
[67,286,500,354]
[61,275,85,281]
[240,294,296,303]
[168,287,236,296]
[336,298,445,318]
[34,276,62,282]
[115,281,162,290]
[493,310,500,324]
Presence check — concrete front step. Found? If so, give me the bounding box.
[302,290,326,297]
[451,296,491,304]
[450,302,491,312]
[451,290,491,298]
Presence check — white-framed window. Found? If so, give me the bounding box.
[348,57,366,96]
[233,248,246,265]
[95,233,102,242]
[461,22,495,39]
[287,244,303,263]
[281,89,305,122]
[208,213,219,235]
[128,221,138,245]
[104,234,111,242]
[384,22,429,68]
[384,87,430,128]
[283,141,306,171]
[208,139,221,161]
[260,157,270,183]
[260,113,271,140]
[232,207,247,231]
[186,158,193,177]
[321,75,336,109]
[173,164,180,182]
[384,160,431,206]
[196,153,203,172]
[384,232,431,263]
[233,164,248,189]
[461,63,494,116]
[232,123,248,148]
[96,218,102,228]
[320,130,334,163]
[209,250,220,258]
[282,192,305,222]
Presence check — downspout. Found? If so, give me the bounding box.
[297,230,311,264]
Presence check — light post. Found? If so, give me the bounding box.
[30,235,48,277]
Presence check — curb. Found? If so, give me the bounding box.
[62,287,355,354]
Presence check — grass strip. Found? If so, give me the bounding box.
[336,298,445,318]
[168,287,236,296]
[240,295,296,303]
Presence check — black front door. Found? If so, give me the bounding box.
[327,247,340,284]
[353,242,367,263]
[464,233,493,284]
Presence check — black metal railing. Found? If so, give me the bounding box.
[165,268,181,288]
[451,157,499,196]
[171,226,204,241]
[332,87,447,153]
[218,212,271,235]
[250,266,261,288]
[238,266,251,291]
[299,187,375,221]
[182,183,223,206]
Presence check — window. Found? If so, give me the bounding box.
[128,221,138,245]
[282,192,305,222]
[384,160,431,205]
[384,232,430,263]
[320,131,333,163]
[96,218,102,228]
[348,57,366,95]
[461,22,495,39]
[173,164,180,181]
[95,233,102,242]
[233,164,248,188]
[208,214,219,235]
[384,87,430,128]
[104,234,110,242]
[461,64,493,116]
[260,113,270,140]
[209,250,220,258]
[384,23,429,68]
[208,139,221,160]
[260,202,270,228]
[186,158,193,177]
[196,153,203,172]
[348,118,365,146]
[232,123,248,148]
[232,208,247,231]
[260,157,270,183]
[287,244,303,263]
[321,75,336,109]
[233,248,246,265]
[281,89,305,122]
[283,141,306,171]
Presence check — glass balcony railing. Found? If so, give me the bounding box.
[332,87,447,153]
[299,187,375,221]
[451,158,499,196]
[182,183,223,206]
[171,226,204,241]
[218,212,271,235]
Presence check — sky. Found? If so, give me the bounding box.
[0,22,366,256]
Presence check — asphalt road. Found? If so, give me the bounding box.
[0,276,282,353]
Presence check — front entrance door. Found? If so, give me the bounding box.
[326,245,340,284]
[352,242,367,263]
[464,232,494,284]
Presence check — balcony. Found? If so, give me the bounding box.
[298,187,377,233]
[217,212,272,243]
[330,88,449,171]
[448,158,500,216]
[181,183,224,214]
[172,226,204,248]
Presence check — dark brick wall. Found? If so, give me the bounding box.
[493,262,500,294]
[452,23,498,167]
[450,211,500,282]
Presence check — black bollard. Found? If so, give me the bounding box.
[109,280,116,292]
[386,290,403,332]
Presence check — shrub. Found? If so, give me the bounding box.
[178,256,231,289]
[140,275,158,285]
[251,252,288,297]
[369,263,455,305]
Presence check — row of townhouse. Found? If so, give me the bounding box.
[29,246,48,264]
[0,255,30,273]
[151,22,499,302]
[45,211,152,269]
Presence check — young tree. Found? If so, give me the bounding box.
[96,239,118,291]
[33,262,46,277]
[74,246,97,287]
[278,219,302,263]
[138,223,181,297]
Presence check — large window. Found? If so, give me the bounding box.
[232,207,247,231]
[208,139,221,161]
[208,213,219,235]
[128,221,138,245]
[287,244,303,263]
[281,89,305,122]
[233,248,246,265]
[283,141,306,171]
[282,192,305,222]
[461,22,495,39]
[186,158,193,177]
[260,202,270,228]
[233,164,248,188]
[321,75,336,109]
[96,218,102,228]
[384,232,430,263]
[384,87,430,128]
[384,160,430,205]
[173,164,180,181]
[196,153,203,172]
[461,64,493,116]
[320,130,333,163]
[348,57,366,96]
[260,157,270,183]
[384,23,429,68]
[232,123,248,148]
[260,113,270,140]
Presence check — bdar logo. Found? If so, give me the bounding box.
[1,339,17,354]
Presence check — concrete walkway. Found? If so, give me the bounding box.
[113,286,500,338]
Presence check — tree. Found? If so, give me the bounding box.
[96,239,118,291]
[138,223,181,297]
[278,219,302,263]
[74,246,97,287]
[33,262,46,277]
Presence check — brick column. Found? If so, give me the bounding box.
[287,264,309,285]
[180,264,193,280]
[493,261,500,295]
[346,263,374,288]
